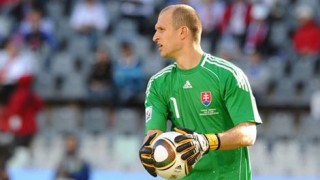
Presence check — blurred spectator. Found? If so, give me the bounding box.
[0,35,35,107]
[196,0,225,53]
[8,0,46,24]
[70,0,109,50]
[86,46,115,105]
[0,36,38,169]
[56,133,91,180]
[19,8,57,52]
[86,46,116,127]
[2,74,43,169]
[292,4,320,56]
[2,75,43,148]
[119,0,156,36]
[244,4,270,55]
[267,0,286,22]
[220,0,253,48]
[243,51,271,103]
[113,41,144,107]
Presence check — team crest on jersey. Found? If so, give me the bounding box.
[201,91,212,107]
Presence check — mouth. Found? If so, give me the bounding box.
[157,44,163,50]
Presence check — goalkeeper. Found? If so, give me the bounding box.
[139,4,262,180]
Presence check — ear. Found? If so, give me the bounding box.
[179,26,189,40]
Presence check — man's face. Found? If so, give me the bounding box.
[65,136,77,155]
[153,10,181,59]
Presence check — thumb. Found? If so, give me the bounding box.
[174,127,193,134]
[144,132,158,146]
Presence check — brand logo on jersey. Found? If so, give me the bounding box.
[145,106,152,122]
[201,91,212,107]
[183,80,193,89]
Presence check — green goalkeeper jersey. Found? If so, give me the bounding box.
[145,53,262,180]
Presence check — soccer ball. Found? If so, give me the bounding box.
[151,131,192,179]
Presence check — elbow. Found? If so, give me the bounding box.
[240,123,257,147]
[242,135,256,147]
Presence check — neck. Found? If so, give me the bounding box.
[175,43,203,70]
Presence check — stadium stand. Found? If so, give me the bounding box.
[0,0,319,179]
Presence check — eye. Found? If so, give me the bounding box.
[156,27,165,32]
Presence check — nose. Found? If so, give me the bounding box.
[153,32,159,43]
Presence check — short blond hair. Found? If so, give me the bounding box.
[161,4,202,43]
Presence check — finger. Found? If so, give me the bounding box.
[149,171,157,177]
[142,163,157,177]
[139,146,153,155]
[174,134,193,143]
[144,166,157,177]
[174,127,193,134]
[181,148,197,160]
[141,163,157,177]
[144,133,158,145]
[187,152,200,166]
[142,160,155,168]
[140,155,154,164]
[150,172,157,177]
[139,146,154,163]
[176,141,193,152]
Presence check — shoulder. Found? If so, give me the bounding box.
[145,64,176,95]
[149,63,176,82]
[202,53,245,73]
[201,53,238,72]
[202,53,250,91]
[201,54,235,77]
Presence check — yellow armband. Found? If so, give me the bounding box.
[205,133,221,150]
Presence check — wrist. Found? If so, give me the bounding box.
[205,133,221,150]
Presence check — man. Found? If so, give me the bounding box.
[139,4,262,180]
[56,133,90,180]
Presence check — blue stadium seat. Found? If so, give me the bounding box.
[50,106,80,134]
[298,113,320,146]
[266,77,296,106]
[61,72,86,100]
[34,70,55,100]
[265,111,296,146]
[79,133,110,169]
[46,0,64,22]
[266,57,286,81]
[50,52,75,77]
[82,107,108,135]
[112,133,141,170]
[291,58,316,81]
[114,108,142,135]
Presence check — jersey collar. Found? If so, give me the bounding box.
[176,53,206,75]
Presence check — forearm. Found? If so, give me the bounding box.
[209,122,257,151]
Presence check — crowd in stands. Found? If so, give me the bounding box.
[0,0,319,178]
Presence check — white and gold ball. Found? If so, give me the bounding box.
[151,131,192,179]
